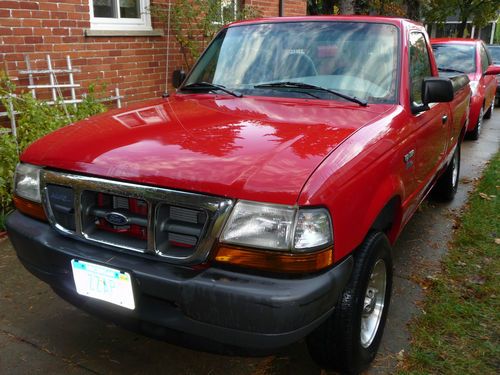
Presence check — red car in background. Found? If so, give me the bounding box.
[487,44,500,106]
[431,38,500,139]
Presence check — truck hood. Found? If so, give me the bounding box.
[22,95,393,205]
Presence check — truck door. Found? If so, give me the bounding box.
[479,43,496,110]
[408,32,450,197]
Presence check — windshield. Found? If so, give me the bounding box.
[184,22,400,104]
[488,46,500,64]
[432,43,476,73]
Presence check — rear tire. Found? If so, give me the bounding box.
[469,106,483,140]
[484,101,492,119]
[432,143,460,201]
[307,232,393,375]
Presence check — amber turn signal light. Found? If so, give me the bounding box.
[13,195,47,222]
[214,245,334,273]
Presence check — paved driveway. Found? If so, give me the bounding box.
[1,109,499,375]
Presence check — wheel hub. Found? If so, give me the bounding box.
[363,289,377,315]
[360,259,387,348]
[452,150,458,188]
[477,107,484,135]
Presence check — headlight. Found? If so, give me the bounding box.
[293,208,333,251]
[14,163,41,203]
[221,201,333,252]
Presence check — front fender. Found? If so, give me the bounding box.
[361,175,404,244]
[298,106,410,262]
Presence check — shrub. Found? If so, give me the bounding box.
[150,1,261,69]
[0,80,107,230]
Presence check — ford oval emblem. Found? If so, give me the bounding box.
[105,212,129,226]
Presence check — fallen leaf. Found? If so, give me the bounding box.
[479,192,491,200]
[397,349,405,361]
[468,276,486,285]
[457,261,467,266]
[460,177,472,184]
[495,238,500,245]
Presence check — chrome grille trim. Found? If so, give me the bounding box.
[40,170,234,265]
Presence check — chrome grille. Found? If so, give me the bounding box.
[40,170,234,265]
[83,191,149,252]
[46,184,75,231]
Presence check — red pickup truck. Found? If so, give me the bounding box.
[7,17,471,374]
[431,38,500,140]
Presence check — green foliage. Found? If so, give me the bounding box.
[423,0,500,34]
[0,133,18,222]
[496,14,500,43]
[307,0,408,17]
[150,1,261,69]
[307,0,337,15]
[0,79,107,229]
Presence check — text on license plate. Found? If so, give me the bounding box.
[71,259,135,310]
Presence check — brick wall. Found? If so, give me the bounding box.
[284,0,307,16]
[0,0,174,106]
[0,0,306,107]
[244,0,306,17]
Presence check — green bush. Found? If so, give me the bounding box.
[0,81,107,230]
[150,1,261,69]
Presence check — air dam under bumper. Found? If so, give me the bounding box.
[7,210,353,350]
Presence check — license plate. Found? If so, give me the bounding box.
[71,259,135,310]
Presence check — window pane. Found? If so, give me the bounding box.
[479,45,489,72]
[186,22,400,103]
[120,0,140,18]
[222,0,236,23]
[489,46,500,64]
[94,0,117,18]
[431,44,476,73]
[409,32,432,106]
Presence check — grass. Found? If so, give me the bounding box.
[399,153,500,374]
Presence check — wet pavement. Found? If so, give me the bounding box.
[1,108,499,375]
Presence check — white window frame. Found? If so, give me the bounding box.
[212,0,239,26]
[89,0,152,31]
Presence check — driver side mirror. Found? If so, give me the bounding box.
[422,77,454,105]
[172,69,186,88]
[485,65,500,76]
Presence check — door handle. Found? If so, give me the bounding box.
[442,115,448,124]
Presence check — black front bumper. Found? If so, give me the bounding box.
[6,211,352,350]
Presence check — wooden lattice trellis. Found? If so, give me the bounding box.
[1,54,124,138]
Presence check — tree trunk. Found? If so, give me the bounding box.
[339,0,354,14]
[457,3,471,38]
[307,0,320,15]
[405,0,420,20]
[458,18,468,37]
[321,0,335,15]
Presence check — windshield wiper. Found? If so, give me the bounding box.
[254,81,367,106]
[181,82,243,97]
[438,67,465,74]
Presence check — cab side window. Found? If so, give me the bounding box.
[409,32,432,107]
[479,44,490,73]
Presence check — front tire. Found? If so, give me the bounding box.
[307,232,393,374]
[432,142,460,201]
